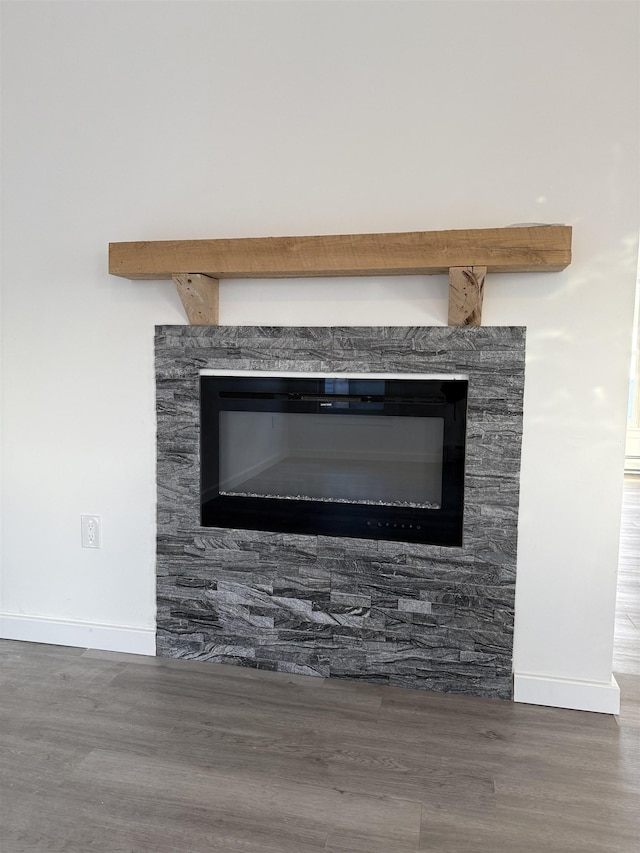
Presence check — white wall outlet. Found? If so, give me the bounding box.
[81,515,101,548]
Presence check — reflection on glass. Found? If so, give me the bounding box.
[219,411,443,508]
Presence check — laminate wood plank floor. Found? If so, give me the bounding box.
[0,477,638,852]
[2,643,638,852]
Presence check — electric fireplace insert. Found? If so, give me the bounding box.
[200,373,468,546]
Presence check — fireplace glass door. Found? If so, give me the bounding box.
[200,375,467,546]
[218,410,444,508]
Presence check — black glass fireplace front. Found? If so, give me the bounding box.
[200,374,467,546]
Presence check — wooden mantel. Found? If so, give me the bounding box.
[109,225,571,326]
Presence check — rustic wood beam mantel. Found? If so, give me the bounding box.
[108,225,571,326]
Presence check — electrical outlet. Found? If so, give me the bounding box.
[81,515,101,548]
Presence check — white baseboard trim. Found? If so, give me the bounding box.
[0,613,156,656]
[513,672,620,715]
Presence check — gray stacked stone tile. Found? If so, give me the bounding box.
[155,326,525,699]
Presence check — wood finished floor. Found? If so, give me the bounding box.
[0,477,638,853]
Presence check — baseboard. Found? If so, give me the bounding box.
[0,613,156,656]
[0,614,621,712]
[513,671,620,715]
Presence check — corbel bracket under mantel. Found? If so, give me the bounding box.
[108,224,571,326]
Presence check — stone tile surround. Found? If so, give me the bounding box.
[155,326,525,699]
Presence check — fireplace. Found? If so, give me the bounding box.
[200,373,468,546]
[156,326,525,699]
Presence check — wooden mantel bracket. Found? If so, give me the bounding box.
[173,274,219,326]
[448,267,486,326]
[109,225,571,326]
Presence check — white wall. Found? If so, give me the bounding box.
[1,1,637,710]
